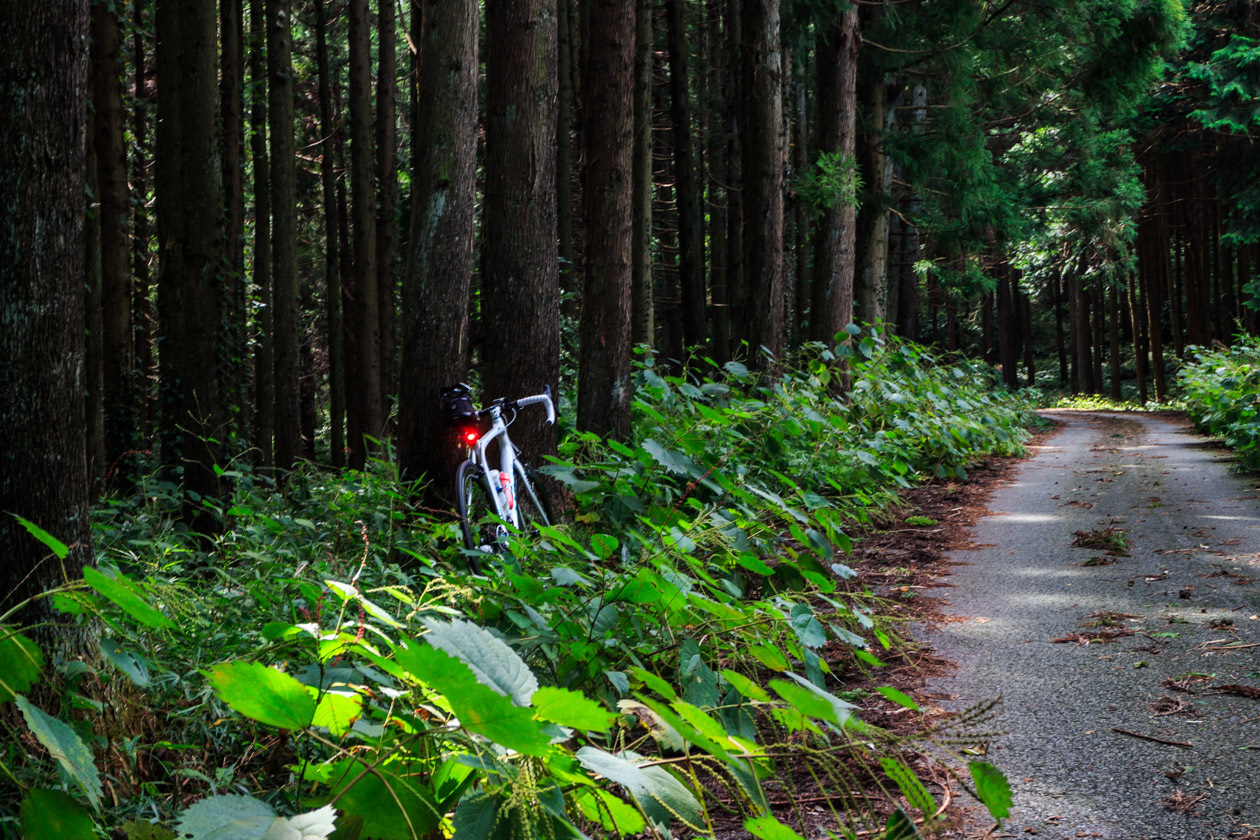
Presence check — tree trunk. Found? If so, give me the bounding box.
[808,8,858,348]
[854,5,886,329]
[92,0,135,481]
[483,0,560,467]
[376,0,399,426]
[1090,288,1104,395]
[397,0,479,496]
[0,0,94,636]
[269,0,301,472]
[132,0,155,438]
[631,0,654,348]
[1020,287,1036,387]
[724,0,744,355]
[666,0,706,352]
[576,0,635,437]
[347,0,381,468]
[221,0,246,450]
[315,0,345,467]
[791,73,809,338]
[557,0,578,317]
[1053,262,1068,384]
[85,109,105,493]
[249,0,274,467]
[1128,270,1148,404]
[708,0,730,362]
[996,266,1017,388]
[1109,282,1122,400]
[742,0,787,362]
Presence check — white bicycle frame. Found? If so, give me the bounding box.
[461,390,555,533]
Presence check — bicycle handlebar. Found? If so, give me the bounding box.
[514,385,556,426]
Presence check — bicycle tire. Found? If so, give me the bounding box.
[512,462,552,537]
[455,460,496,573]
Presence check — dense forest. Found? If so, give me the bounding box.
[2,0,1259,837]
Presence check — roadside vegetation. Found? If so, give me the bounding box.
[1178,334,1260,471]
[3,335,1032,840]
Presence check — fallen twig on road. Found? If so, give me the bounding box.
[1110,727,1193,748]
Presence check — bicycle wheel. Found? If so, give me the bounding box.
[512,462,552,537]
[455,461,497,573]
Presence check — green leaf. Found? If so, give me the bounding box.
[628,666,679,702]
[720,669,770,703]
[175,794,273,840]
[120,819,178,840]
[532,686,614,731]
[451,792,499,840]
[421,618,538,705]
[573,788,646,836]
[642,439,697,475]
[100,637,150,687]
[329,759,440,839]
[14,515,69,559]
[768,674,856,727]
[15,695,102,809]
[970,761,1012,823]
[0,626,44,702]
[20,789,95,840]
[880,757,934,816]
[590,533,619,560]
[748,644,788,672]
[882,808,923,840]
[83,566,176,630]
[311,690,363,737]
[395,643,550,755]
[789,603,827,648]
[205,661,317,730]
[745,815,805,840]
[575,747,704,832]
[876,686,920,712]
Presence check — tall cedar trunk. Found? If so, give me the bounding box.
[557,0,576,307]
[996,266,1017,388]
[854,4,886,328]
[1128,269,1149,404]
[173,0,226,531]
[300,329,317,459]
[708,0,730,362]
[483,0,560,467]
[809,9,858,347]
[269,0,301,471]
[0,0,94,636]
[1109,282,1122,399]
[86,111,105,491]
[1169,235,1186,358]
[576,0,635,437]
[631,0,654,347]
[348,0,381,468]
[1067,253,1085,392]
[1142,209,1168,401]
[725,0,745,354]
[791,75,809,336]
[742,0,787,362]
[155,0,182,469]
[1053,262,1068,383]
[980,292,994,364]
[92,0,135,480]
[315,0,345,467]
[221,0,246,448]
[1020,288,1036,386]
[1090,289,1104,394]
[656,45,684,368]
[1242,246,1256,334]
[667,0,706,351]
[132,0,155,436]
[376,0,398,424]
[249,0,274,466]
[397,0,479,496]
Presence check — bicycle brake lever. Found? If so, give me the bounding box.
[543,385,556,426]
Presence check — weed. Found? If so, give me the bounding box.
[1071,527,1131,556]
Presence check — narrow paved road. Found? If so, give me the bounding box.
[926,411,1260,840]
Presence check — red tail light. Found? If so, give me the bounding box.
[462,428,479,445]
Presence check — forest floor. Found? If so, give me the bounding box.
[914,411,1260,840]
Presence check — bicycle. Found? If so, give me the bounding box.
[442,382,555,573]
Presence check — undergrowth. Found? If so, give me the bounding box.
[1,333,1031,840]
[1179,334,1260,471]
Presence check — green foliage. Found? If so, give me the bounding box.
[0,338,1033,839]
[794,150,862,218]
[1178,335,1260,470]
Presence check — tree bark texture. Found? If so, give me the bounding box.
[268,0,301,472]
[398,0,479,496]
[576,0,635,438]
[666,0,706,352]
[483,0,561,466]
[631,0,654,348]
[741,0,786,362]
[249,0,274,466]
[221,0,247,447]
[315,0,345,467]
[376,0,399,427]
[0,0,95,630]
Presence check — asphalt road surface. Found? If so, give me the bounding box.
[925,411,1260,840]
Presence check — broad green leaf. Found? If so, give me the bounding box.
[328,759,441,840]
[882,808,923,840]
[20,789,95,840]
[876,686,920,712]
[0,626,43,702]
[421,618,538,705]
[769,674,856,727]
[628,666,679,701]
[14,515,69,559]
[880,757,934,816]
[83,566,176,630]
[205,662,317,730]
[310,690,363,737]
[15,695,102,809]
[395,643,550,755]
[451,792,499,840]
[616,699,685,751]
[532,686,614,731]
[175,793,273,840]
[744,815,805,840]
[642,438,697,475]
[575,747,704,832]
[100,637,150,687]
[590,533,619,560]
[120,819,178,840]
[573,787,646,835]
[720,669,770,703]
[748,644,788,672]
[789,603,827,648]
[970,761,1012,823]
